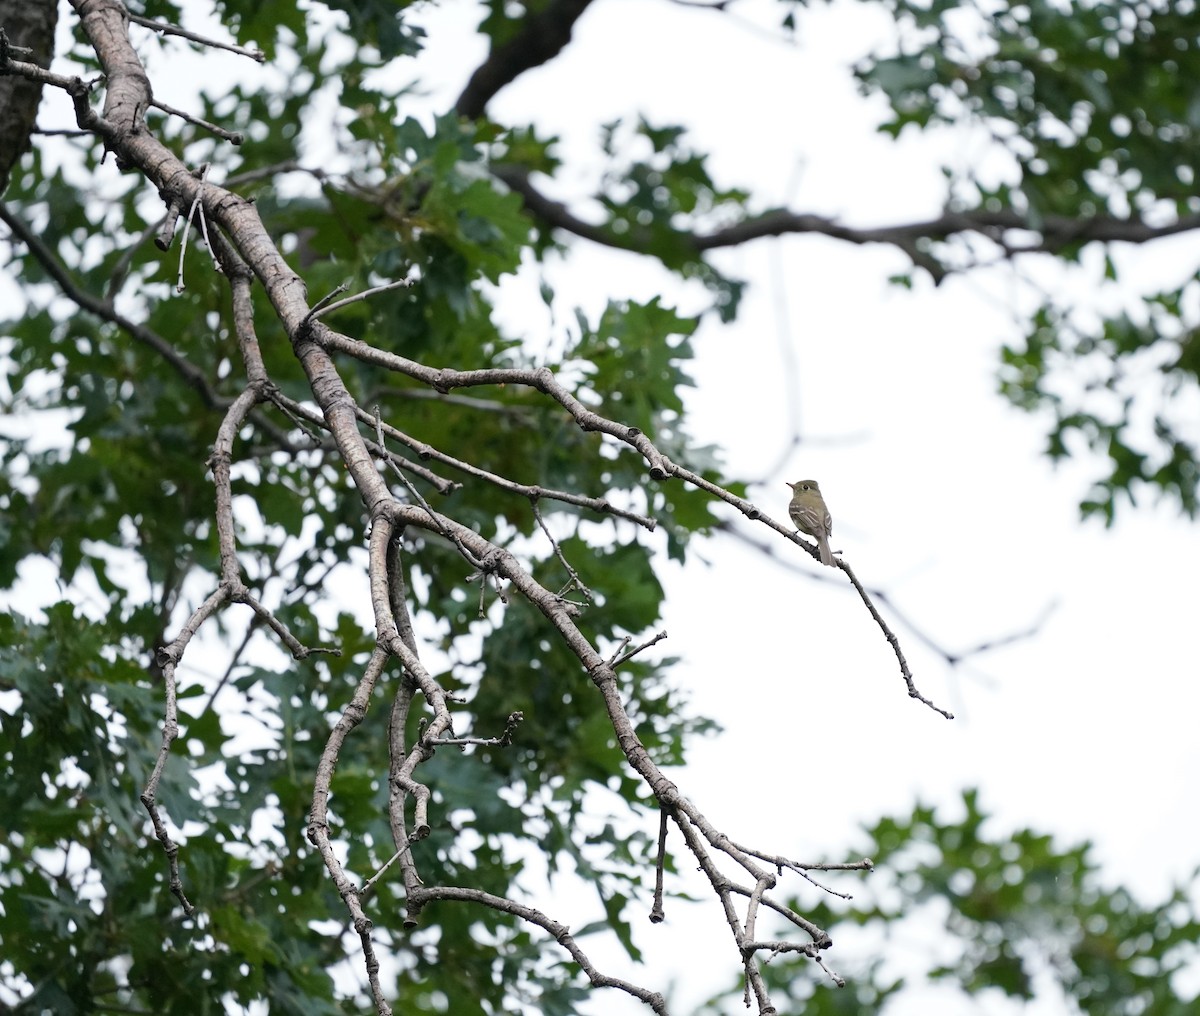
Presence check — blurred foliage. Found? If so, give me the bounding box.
[855,0,1200,521]
[707,789,1200,1015]
[999,288,1200,523]
[2,0,1199,1013]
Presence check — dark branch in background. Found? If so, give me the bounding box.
[0,199,294,453]
[455,0,595,119]
[450,0,1200,280]
[0,201,222,405]
[718,519,1052,671]
[492,163,1200,281]
[692,205,1200,258]
[491,163,644,252]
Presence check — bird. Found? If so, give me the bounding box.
[787,480,835,567]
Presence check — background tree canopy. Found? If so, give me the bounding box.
[1,1,1197,1014]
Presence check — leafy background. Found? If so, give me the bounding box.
[2,0,1199,1014]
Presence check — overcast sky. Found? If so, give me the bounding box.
[435,1,1200,1010]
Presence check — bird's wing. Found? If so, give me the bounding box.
[790,504,823,530]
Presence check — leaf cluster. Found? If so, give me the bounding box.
[856,0,1200,518]
[708,789,1200,1015]
[0,3,733,1011]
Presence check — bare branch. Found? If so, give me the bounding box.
[177,163,216,291]
[718,516,1047,680]
[839,559,954,720]
[149,96,244,144]
[428,710,524,748]
[407,885,669,1013]
[0,201,221,405]
[306,645,395,1016]
[128,11,265,61]
[49,6,922,1009]
[611,630,669,669]
[650,806,669,924]
[531,499,594,601]
[455,0,595,119]
[491,163,1200,275]
[380,499,842,1011]
[308,278,414,323]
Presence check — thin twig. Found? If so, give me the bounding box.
[611,630,668,669]
[428,711,524,748]
[308,278,414,323]
[531,499,594,601]
[840,560,954,719]
[128,12,265,61]
[353,404,654,528]
[149,97,244,144]
[373,408,488,571]
[650,806,668,924]
[360,843,411,900]
[177,163,213,291]
[307,281,351,318]
[605,636,632,666]
[155,200,183,250]
[405,885,670,1014]
[726,840,874,899]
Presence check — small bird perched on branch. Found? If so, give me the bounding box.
[787,480,835,567]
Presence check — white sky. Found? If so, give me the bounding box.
[4,1,1199,1013]
[452,1,1200,1011]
